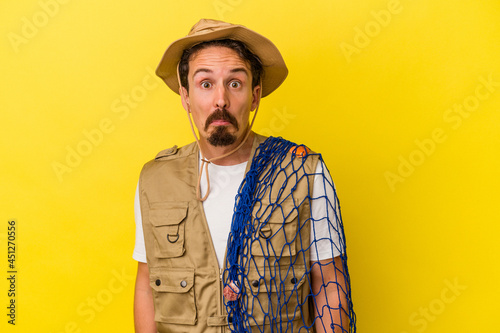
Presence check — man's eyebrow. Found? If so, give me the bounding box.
[230,67,249,75]
[192,68,213,77]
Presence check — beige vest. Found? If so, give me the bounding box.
[139,134,319,333]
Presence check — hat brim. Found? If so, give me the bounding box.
[155,24,288,98]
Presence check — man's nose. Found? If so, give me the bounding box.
[214,84,229,109]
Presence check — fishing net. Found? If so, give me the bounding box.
[223,137,356,332]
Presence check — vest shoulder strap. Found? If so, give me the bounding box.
[154,142,198,161]
[155,145,178,159]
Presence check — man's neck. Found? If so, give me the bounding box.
[199,131,255,166]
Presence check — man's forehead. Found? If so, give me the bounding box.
[188,45,251,71]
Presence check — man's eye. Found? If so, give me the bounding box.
[201,82,212,89]
[230,81,241,88]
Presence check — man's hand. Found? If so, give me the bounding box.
[134,262,156,333]
[310,257,351,333]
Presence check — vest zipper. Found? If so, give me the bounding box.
[196,153,225,333]
[221,251,227,333]
[220,267,224,333]
[198,206,224,332]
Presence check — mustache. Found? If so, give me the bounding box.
[204,108,239,131]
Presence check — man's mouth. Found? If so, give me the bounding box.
[204,108,239,131]
[210,119,231,126]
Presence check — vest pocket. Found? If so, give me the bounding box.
[243,264,306,329]
[149,202,188,258]
[149,267,197,325]
[251,200,299,258]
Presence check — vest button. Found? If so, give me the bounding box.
[291,277,297,284]
[251,280,259,288]
[155,279,161,286]
[180,280,187,288]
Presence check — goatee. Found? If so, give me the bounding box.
[205,108,239,147]
[207,126,237,146]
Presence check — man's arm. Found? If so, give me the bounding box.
[134,262,156,333]
[310,257,350,333]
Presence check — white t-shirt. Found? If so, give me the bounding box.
[133,157,343,266]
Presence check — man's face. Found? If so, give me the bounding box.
[180,46,260,147]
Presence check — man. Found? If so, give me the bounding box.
[133,19,355,333]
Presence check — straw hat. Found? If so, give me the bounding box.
[156,19,288,97]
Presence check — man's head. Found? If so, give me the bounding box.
[155,19,288,148]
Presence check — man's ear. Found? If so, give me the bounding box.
[180,86,190,113]
[251,85,261,111]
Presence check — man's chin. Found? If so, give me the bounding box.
[207,130,237,147]
[207,136,237,147]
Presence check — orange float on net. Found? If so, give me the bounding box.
[289,145,310,157]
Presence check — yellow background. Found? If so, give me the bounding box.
[1,0,499,332]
